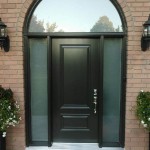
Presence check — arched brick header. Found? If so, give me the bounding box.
[16,0,38,36]
[116,0,135,33]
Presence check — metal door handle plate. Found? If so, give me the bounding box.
[93,96,97,114]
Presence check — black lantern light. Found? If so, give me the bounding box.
[141,15,150,51]
[0,18,9,52]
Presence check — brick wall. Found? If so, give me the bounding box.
[120,1,150,150]
[0,0,150,150]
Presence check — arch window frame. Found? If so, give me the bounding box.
[24,0,127,147]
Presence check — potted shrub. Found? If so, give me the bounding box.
[136,90,150,149]
[0,85,21,150]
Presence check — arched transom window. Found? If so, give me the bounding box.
[29,0,123,32]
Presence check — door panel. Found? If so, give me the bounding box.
[62,45,89,106]
[52,38,99,142]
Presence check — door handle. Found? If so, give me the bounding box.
[93,96,97,114]
[93,89,97,114]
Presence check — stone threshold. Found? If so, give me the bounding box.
[26,143,125,150]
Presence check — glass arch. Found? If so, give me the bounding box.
[28,0,123,32]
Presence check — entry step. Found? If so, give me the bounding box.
[26,143,124,150]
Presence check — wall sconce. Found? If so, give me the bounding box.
[141,15,150,51]
[0,18,9,52]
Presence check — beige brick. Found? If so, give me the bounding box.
[1,3,16,9]
[0,0,150,149]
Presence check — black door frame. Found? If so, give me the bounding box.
[51,37,100,143]
[23,0,127,147]
[24,0,127,147]
[24,32,126,148]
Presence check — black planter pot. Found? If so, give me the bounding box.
[0,132,6,150]
[149,132,150,150]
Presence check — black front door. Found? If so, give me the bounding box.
[52,38,100,143]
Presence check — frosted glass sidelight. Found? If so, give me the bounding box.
[30,39,48,141]
[103,38,122,142]
[29,0,123,32]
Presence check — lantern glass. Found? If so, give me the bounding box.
[0,18,7,37]
[0,18,9,52]
[1,28,5,37]
[143,26,148,37]
[0,27,7,37]
[148,25,150,36]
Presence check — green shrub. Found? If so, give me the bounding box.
[0,86,21,137]
[136,90,150,131]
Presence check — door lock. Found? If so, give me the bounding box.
[94,89,97,96]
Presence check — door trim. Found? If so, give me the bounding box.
[51,38,100,143]
[24,34,126,148]
[98,36,104,147]
[47,36,52,147]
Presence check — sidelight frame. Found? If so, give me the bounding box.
[24,0,127,148]
[24,33,126,148]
